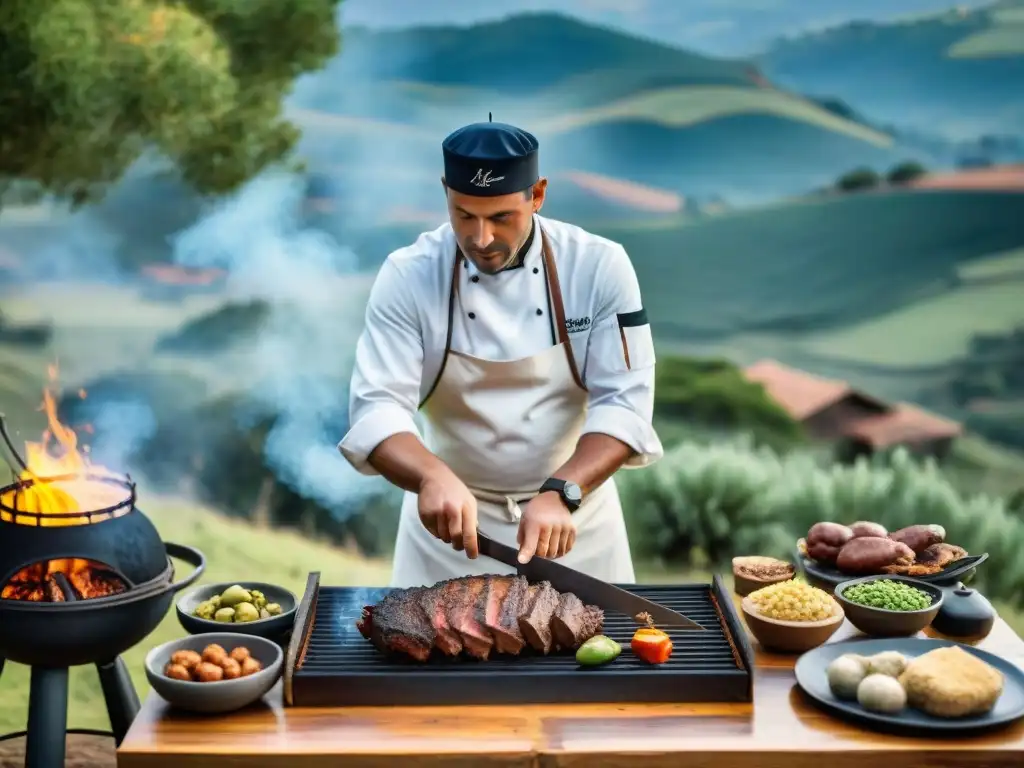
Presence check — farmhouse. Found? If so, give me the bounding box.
[744,359,962,460]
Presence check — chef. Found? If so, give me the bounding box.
[339,118,664,588]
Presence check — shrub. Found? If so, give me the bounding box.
[654,356,804,450]
[619,439,1024,606]
[886,161,927,185]
[836,167,880,191]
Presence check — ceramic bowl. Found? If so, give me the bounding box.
[732,558,797,597]
[176,581,297,640]
[834,575,944,638]
[741,595,845,653]
[144,632,282,714]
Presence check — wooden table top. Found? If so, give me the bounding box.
[118,602,1024,768]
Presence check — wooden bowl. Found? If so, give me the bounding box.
[741,595,845,653]
[734,572,795,597]
[834,575,944,638]
[733,565,797,597]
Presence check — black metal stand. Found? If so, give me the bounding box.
[25,667,68,768]
[97,656,141,744]
[5,655,141,768]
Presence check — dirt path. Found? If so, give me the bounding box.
[0,734,115,768]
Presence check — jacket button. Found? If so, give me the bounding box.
[533,267,539,274]
[471,275,479,283]
[468,312,476,319]
[536,308,543,316]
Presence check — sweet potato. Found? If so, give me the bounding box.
[849,521,887,539]
[805,522,854,564]
[836,536,914,575]
[889,524,946,554]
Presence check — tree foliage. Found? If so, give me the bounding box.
[836,166,881,192]
[886,160,927,185]
[0,0,342,205]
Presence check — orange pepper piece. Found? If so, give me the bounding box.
[631,613,673,664]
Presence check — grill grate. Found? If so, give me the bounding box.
[288,580,754,707]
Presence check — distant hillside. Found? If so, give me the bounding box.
[759,4,1024,137]
[288,12,909,205]
[602,189,1024,340]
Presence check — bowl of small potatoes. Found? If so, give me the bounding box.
[145,633,283,714]
[741,579,845,653]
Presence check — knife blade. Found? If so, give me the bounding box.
[476,531,705,630]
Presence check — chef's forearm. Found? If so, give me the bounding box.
[551,433,634,494]
[367,432,454,493]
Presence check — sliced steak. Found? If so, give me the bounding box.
[551,592,604,650]
[357,587,435,661]
[480,575,529,654]
[518,581,560,654]
[416,580,464,655]
[446,575,494,659]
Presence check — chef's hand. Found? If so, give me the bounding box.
[517,491,576,563]
[418,470,479,558]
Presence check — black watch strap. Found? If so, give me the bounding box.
[540,477,583,512]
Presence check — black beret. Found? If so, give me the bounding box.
[442,121,539,197]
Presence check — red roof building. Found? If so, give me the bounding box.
[744,359,962,458]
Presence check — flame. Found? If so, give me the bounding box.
[0,365,124,526]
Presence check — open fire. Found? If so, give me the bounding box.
[0,365,131,601]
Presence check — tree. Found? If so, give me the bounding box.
[886,160,927,185]
[0,0,342,207]
[836,167,881,192]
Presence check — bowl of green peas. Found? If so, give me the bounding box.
[834,575,944,638]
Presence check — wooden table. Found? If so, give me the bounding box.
[118,612,1024,768]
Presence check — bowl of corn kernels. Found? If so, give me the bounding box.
[741,579,845,653]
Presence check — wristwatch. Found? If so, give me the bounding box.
[539,478,583,513]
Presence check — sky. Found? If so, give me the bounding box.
[338,0,994,56]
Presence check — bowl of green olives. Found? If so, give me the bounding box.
[177,582,297,640]
[834,575,944,638]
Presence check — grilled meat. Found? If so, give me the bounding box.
[416,579,463,655]
[358,574,604,661]
[357,586,435,661]
[448,576,494,659]
[480,575,530,654]
[882,543,968,576]
[519,581,561,654]
[551,592,604,650]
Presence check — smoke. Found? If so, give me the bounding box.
[169,171,388,515]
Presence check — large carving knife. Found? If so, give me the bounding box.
[477,531,704,630]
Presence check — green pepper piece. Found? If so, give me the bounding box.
[575,635,622,667]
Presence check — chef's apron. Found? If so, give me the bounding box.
[389,229,636,588]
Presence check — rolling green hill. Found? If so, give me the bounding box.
[287,12,910,202]
[760,3,1024,135]
[601,189,1024,340]
[948,3,1024,57]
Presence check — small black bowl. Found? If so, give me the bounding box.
[176,581,297,641]
[834,575,944,637]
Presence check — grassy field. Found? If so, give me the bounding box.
[947,6,1024,58]
[602,189,1024,340]
[798,246,1024,367]
[533,85,892,145]
[0,495,1021,736]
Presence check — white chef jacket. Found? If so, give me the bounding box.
[338,214,664,474]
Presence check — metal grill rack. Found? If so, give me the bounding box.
[284,574,754,707]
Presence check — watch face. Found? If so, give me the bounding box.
[564,482,582,503]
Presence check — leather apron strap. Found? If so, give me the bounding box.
[419,226,586,409]
[540,230,586,391]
